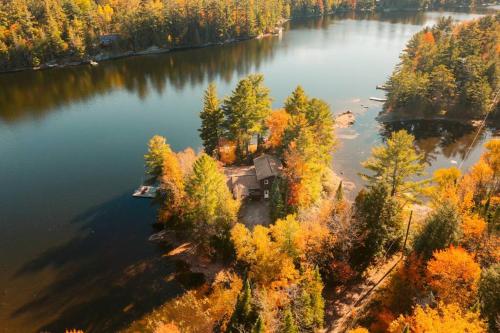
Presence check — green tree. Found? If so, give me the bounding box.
[353,183,404,268]
[362,130,426,201]
[412,203,461,260]
[251,315,265,333]
[227,279,258,333]
[144,135,171,178]
[285,85,309,116]
[335,181,344,201]
[185,154,240,243]
[199,82,224,157]
[270,178,287,222]
[282,308,299,333]
[428,64,457,113]
[223,74,271,158]
[478,264,500,330]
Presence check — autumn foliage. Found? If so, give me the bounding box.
[426,246,481,307]
[389,302,487,333]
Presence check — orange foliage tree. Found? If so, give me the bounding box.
[266,109,290,150]
[426,246,481,307]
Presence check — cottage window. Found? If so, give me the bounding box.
[264,179,269,185]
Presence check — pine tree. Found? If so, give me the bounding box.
[335,181,344,201]
[223,74,271,158]
[282,308,298,333]
[252,315,265,333]
[310,267,325,328]
[226,279,257,333]
[361,130,425,202]
[199,83,224,157]
[144,135,172,178]
[353,183,404,268]
[185,154,239,243]
[285,86,309,116]
[270,178,286,222]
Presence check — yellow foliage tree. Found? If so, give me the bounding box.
[426,246,481,307]
[231,223,299,286]
[348,328,370,333]
[388,302,487,333]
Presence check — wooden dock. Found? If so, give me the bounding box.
[369,97,387,102]
[132,185,158,198]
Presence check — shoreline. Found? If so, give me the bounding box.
[376,111,496,127]
[1,4,496,75]
[0,26,286,75]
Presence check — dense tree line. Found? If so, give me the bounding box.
[0,0,495,71]
[385,14,500,119]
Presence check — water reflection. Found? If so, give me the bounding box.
[380,120,489,165]
[0,37,278,123]
[8,193,182,333]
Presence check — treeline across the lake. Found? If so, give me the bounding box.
[119,73,499,333]
[385,14,500,120]
[0,0,496,72]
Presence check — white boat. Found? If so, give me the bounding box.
[133,185,158,198]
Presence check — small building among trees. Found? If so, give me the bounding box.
[225,154,283,200]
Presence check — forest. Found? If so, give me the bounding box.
[120,73,500,333]
[0,0,495,71]
[385,14,499,119]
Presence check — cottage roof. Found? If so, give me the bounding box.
[253,154,282,181]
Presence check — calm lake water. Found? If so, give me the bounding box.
[0,8,498,333]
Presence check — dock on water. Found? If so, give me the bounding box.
[133,185,159,198]
[369,97,387,102]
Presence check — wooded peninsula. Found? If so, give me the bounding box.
[384,13,499,120]
[0,0,496,72]
[123,64,499,331]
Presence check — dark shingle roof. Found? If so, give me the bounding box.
[253,154,282,181]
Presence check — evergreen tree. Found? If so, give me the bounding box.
[285,85,309,116]
[270,178,287,222]
[199,82,224,157]
[412,203,461,260]
[353,183,404,268]
[361,130,425,202]
[282,308,298,333]
[335,181,344,201]
[226,279,258,333]
[223,74,271,158]
[251,315,265,333]
[478,264,500,331]
[185,154,240,244]
[144,135,172,178]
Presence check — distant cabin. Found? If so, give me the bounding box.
[99,34,121,47]
[225,154,283,200]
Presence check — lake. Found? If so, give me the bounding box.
[0,8,498,333]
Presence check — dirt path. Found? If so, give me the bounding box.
[324,255,401,333]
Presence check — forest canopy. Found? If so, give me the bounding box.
[0,0,495,71]
[385,14,500,119]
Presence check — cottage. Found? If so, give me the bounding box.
[99,34,121,47]
[224,154,283,200]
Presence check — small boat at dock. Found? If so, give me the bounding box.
[369,97,387,102]
[133,185,158,198]
[376,84,389,90]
